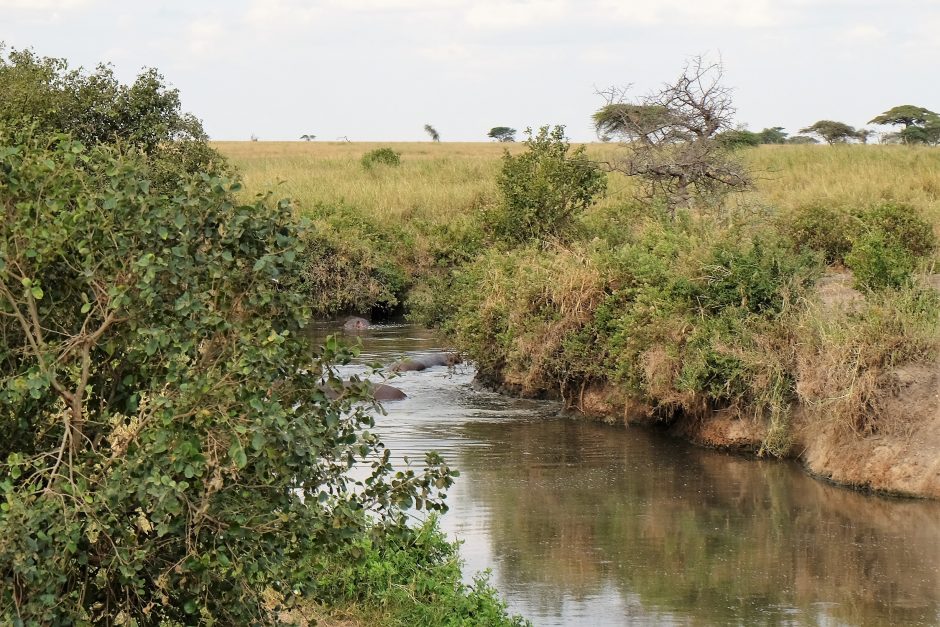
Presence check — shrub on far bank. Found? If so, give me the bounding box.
[782,201,936,290]
[441,217,823,455]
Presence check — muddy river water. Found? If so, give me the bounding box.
[329,323,940,626]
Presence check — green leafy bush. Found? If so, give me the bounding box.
[0,45,226,189]
[308,519,530,626]
[688,236,821,317]
[845,231,918,290]
[362,147,402,169]
[0,129,459,624]
[846,203,936,290]
[859,202,936,258]
[483,125,606,245]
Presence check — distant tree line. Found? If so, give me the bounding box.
[718,105,939,148]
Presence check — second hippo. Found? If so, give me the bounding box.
[389,352,462,373]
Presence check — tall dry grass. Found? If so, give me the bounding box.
[217,142,940,231]
[217,141,520,227]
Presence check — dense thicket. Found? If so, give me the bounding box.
[0,48,525,626]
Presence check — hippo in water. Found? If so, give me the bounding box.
[343,316,370,332]
[388,352,462,373]
[319,379,406,402]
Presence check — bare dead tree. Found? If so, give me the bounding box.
[594,56,751,218]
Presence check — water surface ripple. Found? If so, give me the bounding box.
[323,323,940,627]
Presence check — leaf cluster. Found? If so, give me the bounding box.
[0,130,456,623]
[0,44,225,189]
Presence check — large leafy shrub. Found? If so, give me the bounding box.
[845,203,936,291]
[0,131,457,623]
[484,125,606,245]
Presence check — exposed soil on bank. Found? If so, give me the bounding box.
[479,271,940,499]
[492,363,940,499]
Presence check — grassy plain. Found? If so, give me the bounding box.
[217,141,940,229]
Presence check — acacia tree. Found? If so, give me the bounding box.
[487,126,517,142]
[424,123,440,142]
[870,105,938,129]
[594,57,750,217]
[758,127,788,144]
[799,120,858,144]
[300,133,315,141]
[870,105,940,145]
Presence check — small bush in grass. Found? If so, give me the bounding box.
[361,147,401,169]
[845,231,917,290]
[861,202,936,258]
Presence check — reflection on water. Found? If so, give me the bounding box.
[318,323,940,626]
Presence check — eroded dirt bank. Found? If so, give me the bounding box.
[480,272,940,499]
[484,366,940,499]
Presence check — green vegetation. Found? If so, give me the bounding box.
[799,120,860,145]
[483,125,606,245]
[424,124,440,142]
[870,105,940,145]
[0,47,524,626]
[717,126,789,148]
[218,83,940,467]
[487,127,517,142]
[361,146,402,170]
[594,59,751,215]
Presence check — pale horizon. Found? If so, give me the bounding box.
[3,0,937,143]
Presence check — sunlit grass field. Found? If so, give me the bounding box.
[216,141,940,231]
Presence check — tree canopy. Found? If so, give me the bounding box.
[595,57,750,216]
[488,126,517,142]
[869,105,938,128]
[424,123,440,142]
[869,105,940,145]
[799,120,858,144]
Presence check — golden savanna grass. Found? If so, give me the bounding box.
[217,141,940,231]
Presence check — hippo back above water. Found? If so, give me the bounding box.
[318,379,406,402]
[343,316,370,332]
[389,352,462,373]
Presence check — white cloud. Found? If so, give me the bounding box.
[592,0,780,27]
[186,18,226,59]
[0,0,98,8]
[243,0,323,30]
[464,0,569,29]
[327,0,463,10]
[837,23,885,44]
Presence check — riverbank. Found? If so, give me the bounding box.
[219,141,940,500]
[305,323,940,625]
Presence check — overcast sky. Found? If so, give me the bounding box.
[3,0,938,142]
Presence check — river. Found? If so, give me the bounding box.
[329,323,940,626]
